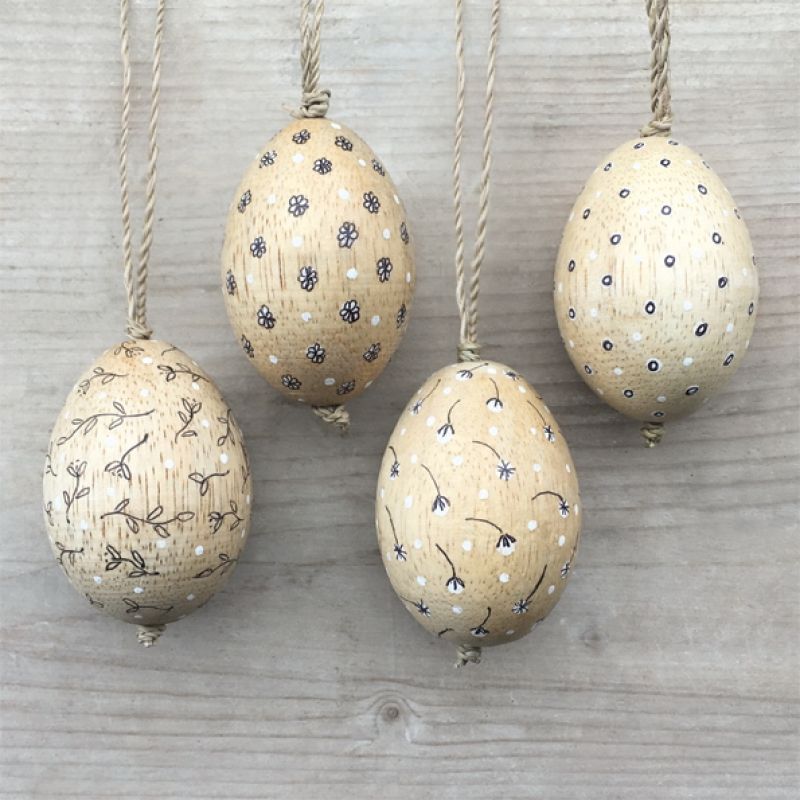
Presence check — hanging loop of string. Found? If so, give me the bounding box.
[118,0,165,340]
[292,0,331,118]
[452,0,501,363]
[640,0,672,137]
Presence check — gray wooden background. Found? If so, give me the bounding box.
[1,1,798,797]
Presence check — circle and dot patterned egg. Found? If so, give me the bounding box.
[42,339,252,629]
[221,117,415,407]
[554,137,759,424]
[375,361,581,651]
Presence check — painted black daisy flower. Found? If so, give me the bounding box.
[292,128,311,144]
[496,460,515,481]
[363,342,381,362]
[298,265,318,291]
[543,425,556,443]
[400,221,410,244]
[334,135,353,151]
[288,194,309,217]
[313,157,332,175]
[396,303,407,328]
[339,299,360,324]
[256,305,276,329]
[281,374,302,390]
[362,191,380,214]
[225,270,237,295]
[393,543,407,561]
[241,336,254,358]
[337,379,356,396]
[250,236,266,258]
[305,342,325,364]
[237,190,251,213]
[512,599,529,615]
[337,221,359,248]
[372,159,386,176]
[376,257,393,282]
[259,150,277,168]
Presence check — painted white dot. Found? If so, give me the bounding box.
[589,307,598,318]
[404,495,413,509]
[518,385,527,394]
[266,194,276,205]
[198,419,209,429]
[613,367,623,376]
[558,535,566,547]
[133,586,144,595]
[639,206,649,216]
[462,540,473,552]
[323,377,336,387]
[191,381,200,391]
[443,386,453,396]
[547,585,556,595]
[742,268,749,277]
[141,356,153,365]
[292,152,304,164]
[301,311,312,322]
[358,158,366,167]
[413,539,423,550]
[416,575,427,586]
[104,435,118,448]
[487,426,498,438]
[726,322,734,333]
[157,539,167,549]
[393,194,400,204]
[79,519,89,531]
[383,228,391,240]
[588,250,598,261]
[292,235,304,248]
[246,273,254,284]
[634,254,644,264]
[683,357,694,367]
[405,272,412,284]
[597,388,604,396]
[105,487,115,497]
[410,454,418,464]
[595,190,603,198]
[220,453,229,465]
[195,545,204,556]
[568,340,575,349]
[246,495,251,505]
[452,606,463,615]
[533,463,542,473]
[164,458,175,469]
[400,428,407,436]
[451,455,464,466]
[557,282,563,294]
[575,505,579,515]
[691,246,704,260]
[487,367,497,375]
[93,576,102,585]
[97,392,107,400]
[527,520,538,531]
[478,489,489,500]
[657,395,667,403]
[139,388,150,398]
[530,426,537,435]
[371,315,381,326]
[683,300,694,311]
[632,331,642,342]
[342,267,358,281]
[499,573,510,583]
[265,355,277,366]
[633,161,641,170]
[330,122,342,130]
[566,464,571,473]
[365,380,373,388]
[506,629,515,636]
[337,187,350,200]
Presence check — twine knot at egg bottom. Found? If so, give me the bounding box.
[312,403,350,433]
[457,341,482,363]
[291,89,331,119]
[454,644,482,669]
[136,624,166,647]
[640,421,665,448]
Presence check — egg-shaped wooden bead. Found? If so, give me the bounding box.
[42,339,252,644]
[376,361,581,662]
[221,117,415,408]
[554,137,759,430]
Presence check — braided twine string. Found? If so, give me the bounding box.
[292,0,331,118]
[640,0,672,138]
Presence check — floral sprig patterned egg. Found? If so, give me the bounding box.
[376,361,581,658]
[554,137,759,432]
[221,118,415,407]
[42,339,252,643]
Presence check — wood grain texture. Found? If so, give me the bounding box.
[1,1,797,798]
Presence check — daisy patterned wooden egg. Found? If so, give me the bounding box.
[554,137,759,432]
[221,117,415,407]
[376,361,581,661]
[42,339,252,644]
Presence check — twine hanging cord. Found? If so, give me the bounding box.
[640,0,672,137]
[452,0,500,363]
[118,0,166,340]
[292,0,331,118]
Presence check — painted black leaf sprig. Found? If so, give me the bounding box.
[193,553,237,579]
[57,402,155,446]
[175,397,202,442]
[157,362,207,384]
[105,544,160,578]
[216,408,236,448]
[188,470,230,497]
[100,499,194,538]
[208,500,243,534]
[55,541,84,569]
[77,366,126,395]
[63,460,90,524]
[104,433,148,482]
[122,598,173,616]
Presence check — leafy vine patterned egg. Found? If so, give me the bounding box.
[376,361,581,660]
[42,339,252,644]
[221,118,415,407]
[554,137,759,430]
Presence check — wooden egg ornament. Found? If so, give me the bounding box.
[376,361,581,666]
[221,117,415,423]
[43,339,252,646]
[554,136,759,444]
